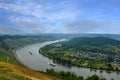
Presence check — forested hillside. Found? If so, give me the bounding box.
[40,36,120,71]
[0,35,54,56]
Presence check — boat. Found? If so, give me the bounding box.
[29,52,32,55]
[48,62,56,67]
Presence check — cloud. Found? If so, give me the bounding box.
[9,16,38,28]
[62,19,120,33]
[0,0,120,34]
[3,0,82,34]
[0,25,22,34]
[9,16,54,33]
[0,2,43,18]
[0,1,81,22]
[0,3,29,15]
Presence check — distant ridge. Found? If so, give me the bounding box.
[64,36,120,47]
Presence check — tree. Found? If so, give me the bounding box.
[86,74,99,80]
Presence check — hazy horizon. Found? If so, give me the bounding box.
[0,0,120,34]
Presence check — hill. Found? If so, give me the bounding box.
[29,34,120,40]
[0,35,54,56]
[0,35,58,80]
[64,36,120,47]
[40,36,120,71]
[0,61,57,80]
[0,49,58,80]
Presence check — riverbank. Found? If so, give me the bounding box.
[15,40,120,80]
[0,43,59,80]
[39,48,120,74]
[11,42,107,80]
[39,42,120,72]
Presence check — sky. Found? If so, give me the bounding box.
[0,0,120,34]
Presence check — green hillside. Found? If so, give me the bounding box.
[0,35,54,56]
[0,35,58,80]
[61,36,120,54]
[40,36,120,71]
[64,36,120,47]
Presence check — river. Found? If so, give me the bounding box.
[16,40,120,80]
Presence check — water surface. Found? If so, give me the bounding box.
[16,40,120,80]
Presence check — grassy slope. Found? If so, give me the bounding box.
[0,35,59,80]
[0,53,58,80]
[0,61,58,80]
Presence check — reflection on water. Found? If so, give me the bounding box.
[16,40,120,80]
[53,59,72,68]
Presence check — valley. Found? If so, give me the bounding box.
[0,35,120,80]
[40,37,120,71]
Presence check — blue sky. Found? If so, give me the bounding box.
[0,0,120,34]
